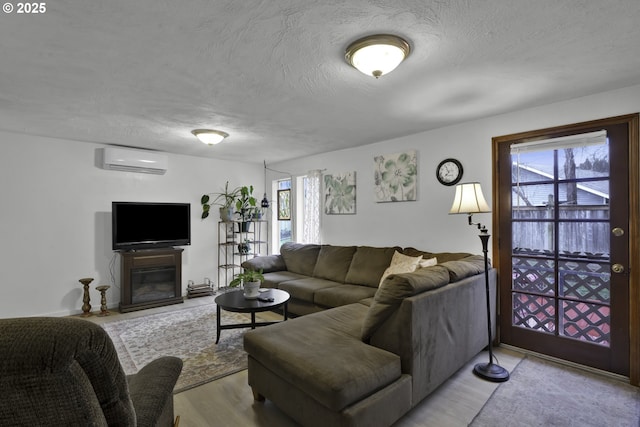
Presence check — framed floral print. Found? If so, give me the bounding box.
[373,150,417,202]
[324,172,356,214]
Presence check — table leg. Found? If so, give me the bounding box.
[216,308,221,344]
[251,312,256,329]
[284,302,288,320]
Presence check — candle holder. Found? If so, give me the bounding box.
[95,285,111,316]
[78,278,94,317]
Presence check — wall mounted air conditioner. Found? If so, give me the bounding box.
[102,147,168,175]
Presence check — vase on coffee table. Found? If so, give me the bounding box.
[243,281,261,299]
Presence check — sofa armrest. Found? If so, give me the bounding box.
[440,255,487,281]
[241,254,286,273]
[128,356,182,427]
[361,265,450,341]
[369,269,497,404]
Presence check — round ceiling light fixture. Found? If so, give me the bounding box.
[191,129,229,145]
[345,34,411,79]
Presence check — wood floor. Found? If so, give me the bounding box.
[173,346,523,427]
[87,297,524,426]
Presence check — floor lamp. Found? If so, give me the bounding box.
[449,182,509,382]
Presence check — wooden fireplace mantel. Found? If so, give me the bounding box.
[119,247,184,313]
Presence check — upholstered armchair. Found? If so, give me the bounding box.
[0,317,182,426]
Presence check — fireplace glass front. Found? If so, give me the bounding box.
[131,266,177,304]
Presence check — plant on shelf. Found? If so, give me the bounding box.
[238,238,251,255]
[229,269,264,287]
[201,181,241,221]
[235,185,257,230]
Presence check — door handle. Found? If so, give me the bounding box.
[612,227,624,237]
[612,263,625,274]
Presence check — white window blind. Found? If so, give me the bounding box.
[510,130,607,154]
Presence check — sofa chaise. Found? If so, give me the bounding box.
[242,242,496,427]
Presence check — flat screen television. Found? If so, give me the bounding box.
[112,202,191,250]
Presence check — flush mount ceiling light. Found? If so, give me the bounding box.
[345,34,411,78]
[191,129,229,145]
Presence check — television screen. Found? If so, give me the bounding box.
[112,202,191,250]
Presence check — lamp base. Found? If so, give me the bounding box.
[473,362,510,382]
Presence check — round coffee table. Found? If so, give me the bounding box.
[214,288,290,343]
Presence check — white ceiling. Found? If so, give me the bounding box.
[2,0,640,164]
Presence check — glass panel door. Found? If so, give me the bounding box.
[497,119,631,376]
[511,142,611,345]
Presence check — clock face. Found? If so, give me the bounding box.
[436,158,463,186]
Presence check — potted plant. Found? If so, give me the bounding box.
[230,269,264,299]
[238,238,251,255]
[250,207,263,220]
[235,185,257,232]
[201,181,241,222]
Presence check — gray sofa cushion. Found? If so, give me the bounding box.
[280,242,321,276]
[278,277,342,303]
[344,246,401,288]
[313,245,357,283]
[440,255,487,281]
[261,271,309,289]
[361,265,451,341]
[314,284,378,308]
[244,304,402,411]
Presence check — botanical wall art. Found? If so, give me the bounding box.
[373,150,418,202]
[324,172,356,214]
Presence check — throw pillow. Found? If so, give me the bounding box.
[418,257,438,269]
[379,251,423,286]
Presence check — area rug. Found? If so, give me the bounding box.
[102,303,263,393]
[469,356,640,427]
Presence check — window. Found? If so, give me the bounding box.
[275,179,291,250]
[271,171,322,252]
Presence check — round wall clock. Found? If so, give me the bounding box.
[436,158,463,186]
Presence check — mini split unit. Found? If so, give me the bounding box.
[102,147,168,175]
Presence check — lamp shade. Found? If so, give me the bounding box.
[449,182,490,214]
[191,129,229,145]
[345,34,410,78]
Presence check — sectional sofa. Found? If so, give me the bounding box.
[242,243,496,427]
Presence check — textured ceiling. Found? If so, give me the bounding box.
[2,0,640,164]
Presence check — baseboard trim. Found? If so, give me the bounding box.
[500,344,630,384]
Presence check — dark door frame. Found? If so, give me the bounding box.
[491,113,639,385]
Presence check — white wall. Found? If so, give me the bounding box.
[3,83,638,318]
[270,84,640,254]
[0,132,262,317]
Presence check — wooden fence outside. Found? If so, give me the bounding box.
[512,205,610,256]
